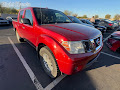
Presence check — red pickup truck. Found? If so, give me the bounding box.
[12,7,103,78]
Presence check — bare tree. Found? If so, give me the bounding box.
[64,10,73,16]
[82,15,87,18]
[0,4,18,14]
[72,13,78,17]
[105,14,111,19]
[114,14,120,20]
[0,4,3,13]
[95,15,99,19]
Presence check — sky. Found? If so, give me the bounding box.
[1,0,120,18]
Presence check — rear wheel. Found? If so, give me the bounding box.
[39,46,60,78]
[16,31,24,42]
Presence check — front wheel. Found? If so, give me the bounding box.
[39,46,60,78]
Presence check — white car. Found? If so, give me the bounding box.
[6,16,17,24]
[0,18,9,25]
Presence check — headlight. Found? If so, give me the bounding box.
[61,41,85,54]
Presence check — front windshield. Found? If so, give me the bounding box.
[33,8,72,24]
[105,20,113,23]
[68,16,83,24]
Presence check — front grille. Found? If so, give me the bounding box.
[83,34,102,53]
[94,37,100,47]
[83,41,91,52]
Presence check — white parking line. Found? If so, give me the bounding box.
[101,52,120,60]
[8,37,44,90]
[103,34,111,42]
[44,75,67,90]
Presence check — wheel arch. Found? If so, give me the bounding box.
[36,35,67,73]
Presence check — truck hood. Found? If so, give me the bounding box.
[40,23,101,41]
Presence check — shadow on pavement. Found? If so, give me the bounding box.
[1,39,120,90]
[0,43,36,90]
[85,51,120,72]
[52,71,97,90]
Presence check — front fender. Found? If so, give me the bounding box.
[36,34,73,73]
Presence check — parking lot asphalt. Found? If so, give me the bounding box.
[0,25,120,90]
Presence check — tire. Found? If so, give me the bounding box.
[39,46,60,78]
[16,31,24,42]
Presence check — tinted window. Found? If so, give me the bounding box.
[19,10,24,23]
[95,20,100,23]
[25,9,33,25]
[33,8,72,24]
[68,16,83,24]
[105,20,113,23]
[33,8,41,24]
[81,20,86,23]
[86,20,93,25]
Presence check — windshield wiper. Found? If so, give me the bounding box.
[42,21,72,24]
[55,21,71,23]
[63,22,71,23]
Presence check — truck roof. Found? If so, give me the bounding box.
[20,7,57,11]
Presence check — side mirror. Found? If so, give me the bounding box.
[21,18,31,25]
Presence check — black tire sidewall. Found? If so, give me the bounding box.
[39,46,60,78]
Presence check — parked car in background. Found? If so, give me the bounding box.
[94,19,101,25]
[115,20,120,25]
[6,16,17,25]
[12,7,103,78]
[81,19,106,33]
[68,16,94,28]
[111,20,119,28]
[106,31,120,52]
[0,17,9,25]
[99,19,115,30]
[81,19,94,25]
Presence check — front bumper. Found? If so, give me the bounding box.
[84,53,100,69]
[57,44,103,75]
